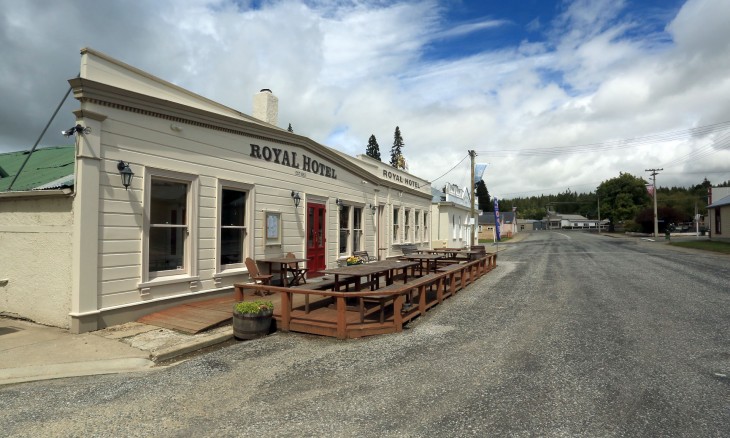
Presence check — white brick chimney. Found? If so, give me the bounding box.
[252,88,278,126]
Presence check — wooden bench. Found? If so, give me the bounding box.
[359,273,442,323]
[359,283,402,323]
[292,276,364,313]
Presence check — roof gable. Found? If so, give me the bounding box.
[79,48,266,127]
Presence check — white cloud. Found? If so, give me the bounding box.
[1,0,730,197]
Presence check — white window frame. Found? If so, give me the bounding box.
[217,181,252,274]
[415,210,421,242]
[393,207,400,243]
[422,211,431,242]
[404,209,411,242]
[339,204,351,256]
[352,206,363,252]
[141,168,198,284]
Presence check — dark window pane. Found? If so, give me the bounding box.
[221,189,245,226]
[353,231,361,251]
[317,208,324,246]
[354,208,362,229]
[149,227,185,272]
[220,228,244,265]
[339,230,348,253]
[150,180,187,225]
[339,205,349,225]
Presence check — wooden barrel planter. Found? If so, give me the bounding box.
[232,301,274,340]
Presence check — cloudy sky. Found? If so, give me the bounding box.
[2,0,730,198]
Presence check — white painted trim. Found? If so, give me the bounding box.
[138,275,201,289]
[216,180,254,274]
[142,167,199,282]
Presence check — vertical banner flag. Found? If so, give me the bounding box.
[474,163,488,184]
[494,197,501,241]
[647,184,654,197]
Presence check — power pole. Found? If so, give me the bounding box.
[469,149,477,247]
[597,193,601,234]
[645,168,663,238]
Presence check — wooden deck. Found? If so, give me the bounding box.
[237,252,498,339]
[138,253,497,339]
[137,296,236,334]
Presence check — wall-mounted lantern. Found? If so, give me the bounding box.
[291,191,301,208]
[117,161,134,190]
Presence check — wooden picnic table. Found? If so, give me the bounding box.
[258,256,308,287]
[400,253,443,275]
[320,260,419,292]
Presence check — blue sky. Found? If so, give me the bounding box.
[1,0,729,197]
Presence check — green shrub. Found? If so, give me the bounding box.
[234,300,274,315]
[623,220,641,232]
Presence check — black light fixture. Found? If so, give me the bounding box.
[368,203,377,215]
[62,124,90,137]
[117,161,134,190]
[335,198,344,209]
[291,191,301,208]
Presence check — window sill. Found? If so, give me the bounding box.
[138,275,200,289]
[215,268,249,278]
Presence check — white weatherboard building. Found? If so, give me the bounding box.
[0,48,432,333]
[430,182,473,248]
[708,186,730,241]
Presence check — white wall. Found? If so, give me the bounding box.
[0,196,73,327]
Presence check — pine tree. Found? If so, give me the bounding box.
[476,180,491,212]
[365,134,381,161]
[287,123,294,133]
[390,126,404,168]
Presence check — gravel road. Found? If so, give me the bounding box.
[1,232,728,437]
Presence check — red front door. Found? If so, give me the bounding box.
[306,202,327,276]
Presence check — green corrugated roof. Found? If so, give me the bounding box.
[0,146,75,192]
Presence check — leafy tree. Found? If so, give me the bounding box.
[476,179,490,212]
[390,126,404,168]
[596,172,650,231]
[365,134,381,161]
[287,123,294,133]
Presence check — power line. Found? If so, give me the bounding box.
[429,153,469,184]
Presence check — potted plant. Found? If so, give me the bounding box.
[232,300,274,340]
[346,255,363,266]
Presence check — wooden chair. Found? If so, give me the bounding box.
[285,252,308,286]
[244,257,273,296]
[353,250,371,263]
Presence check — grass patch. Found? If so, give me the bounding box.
[669,240,730,254]
[479,237,511,243]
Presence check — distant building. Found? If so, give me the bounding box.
[430,183,472,248]
[478,211,517,240]
[544,211,607,230]
[707,186,730,242]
